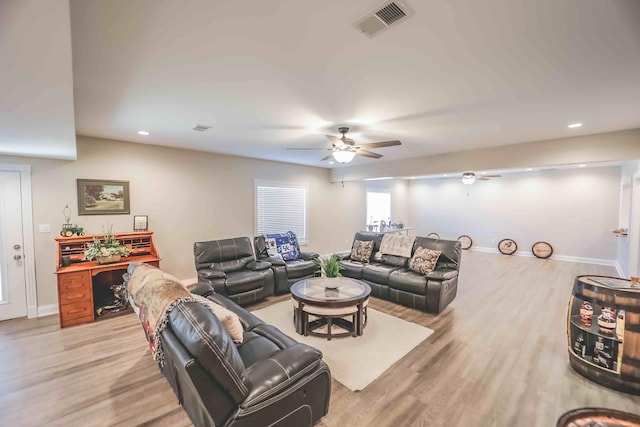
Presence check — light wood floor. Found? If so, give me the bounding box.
[2,252,639,426]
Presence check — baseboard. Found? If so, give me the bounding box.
[37,304,59,317]
[470,246,618,267]
[615,262,625,278]
[27,305,38,319]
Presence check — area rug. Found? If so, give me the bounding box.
[251,301,433,391]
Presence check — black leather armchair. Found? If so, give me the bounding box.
[161,285,331,427]
[254,234,320,294]
[194,237,274,305]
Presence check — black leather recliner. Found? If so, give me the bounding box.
[162,285,332,427]
[254,234,320,294]
[194,237,274,305]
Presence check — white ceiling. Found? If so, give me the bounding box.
[68,0,640,168]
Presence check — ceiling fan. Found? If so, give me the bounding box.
[287,127,401,164]
[440,171,501,185]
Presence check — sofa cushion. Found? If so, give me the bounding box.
[389,269,427,295]
[409,247,441,274]
[208,293,264,331]
[194,237,256,273]
[340,259,367,279]
[265,232,299,261]
[380,254,409,268]
[238,331,281,369]
[285,259,317,279]
[194,295,244,343]
[350,240,374,262]
[362,263,401,286]
[412,236,461,271]
[225,270,266,295]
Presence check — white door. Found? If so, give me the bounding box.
[0,171,27,320]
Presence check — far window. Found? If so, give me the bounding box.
[366,191,391,229]
[255,181,308,242]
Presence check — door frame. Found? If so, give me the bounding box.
[629,172,640,277]
[0,163,37,318]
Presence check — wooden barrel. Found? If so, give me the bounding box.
[568,275,640,395]
[556,407,640,427]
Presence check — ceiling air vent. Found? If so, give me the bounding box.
[355,1,413,38]
[192,124,211,132]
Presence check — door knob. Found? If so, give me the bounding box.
[14,254,22,260]
[13,244,21,250]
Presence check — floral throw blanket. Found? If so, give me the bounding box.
[125,263,197,367]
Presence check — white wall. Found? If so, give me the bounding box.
[0,136,372,308]
[0,0,77,159]
[408,166,621,262]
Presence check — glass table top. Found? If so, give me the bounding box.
[291,277,371,303]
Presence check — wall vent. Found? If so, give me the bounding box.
[192,124,211,132]
[354,1,413,38]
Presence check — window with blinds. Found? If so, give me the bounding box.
[255,181,308,242]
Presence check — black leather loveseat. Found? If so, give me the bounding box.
[254,232,320,294]
[339,232,461,314]
[194,237,274,306]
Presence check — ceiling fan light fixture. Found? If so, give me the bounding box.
[461,172,476,185]
[332,149,357,164]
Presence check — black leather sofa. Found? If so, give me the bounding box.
[160,283,332,427]
[194,237,274,306]
[254,234,320,294]
[339,232,461,314]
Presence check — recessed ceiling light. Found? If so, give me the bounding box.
[443,174,448,177]
[568,123,583,128]
[578,164,586,168]
[328,161,334,164]
[137,130,149,135]
[526,168,533,171]
[480,171,487,174]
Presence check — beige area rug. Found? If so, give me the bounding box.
[251,301,433,391]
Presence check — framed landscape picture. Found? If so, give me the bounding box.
[77,179,130,215]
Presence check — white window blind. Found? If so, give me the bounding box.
[256,182,307,242]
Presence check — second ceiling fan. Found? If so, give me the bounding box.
[287,127,401,163]
[440,172,501,185]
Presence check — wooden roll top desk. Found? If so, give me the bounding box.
[55,231,160,328]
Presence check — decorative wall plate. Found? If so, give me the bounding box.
[426,233,439,239]
[457,235,472,250]
[498,238,517,255]
[532,241,553,259]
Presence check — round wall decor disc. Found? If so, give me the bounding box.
[532,241,553,259]
[498,238,517,255]
[457,235,472,250]
[426,233,439,239]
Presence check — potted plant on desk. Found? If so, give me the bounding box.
[83,229,131,264]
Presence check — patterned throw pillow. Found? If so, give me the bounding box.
[409,247,442,275]
[350,240,374,263]
[265,232,299,261]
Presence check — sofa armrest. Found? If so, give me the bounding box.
[298,251,319,261]
[199,268,226,280]
[247,260,272,271]
[242,343,322,407]
[187,282,215,296]
[425,269,458,281]
[335,251,352,260]
[263,256,286,266]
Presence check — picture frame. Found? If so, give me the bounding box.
[77,179,130,215]
[133,215,149,231]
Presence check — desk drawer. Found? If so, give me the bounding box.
[60,301,93,321]
[59,271,91,306]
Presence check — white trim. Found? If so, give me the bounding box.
[615,262,624,278]
[0,164,37,319]
[470,246,618,267]
[37,303,58,317]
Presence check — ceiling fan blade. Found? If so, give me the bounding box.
[321,153,334,161]
[326,135,342,145]
[438,177,464,180]
[476,177,491,181]
[356,149,383,159]
[356,140,402,149]
[286,147,332,150]
[342,137,356,146]
[484,174,501,178]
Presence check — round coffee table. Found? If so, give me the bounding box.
[291,277,371,340]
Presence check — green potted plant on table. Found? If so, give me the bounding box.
[314,254,343,289]
[83,228,131,264]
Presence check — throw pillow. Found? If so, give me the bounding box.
[350,240,374,263]
[409,247,442,275]
[265,232,299,261]
[193,294,244,344]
